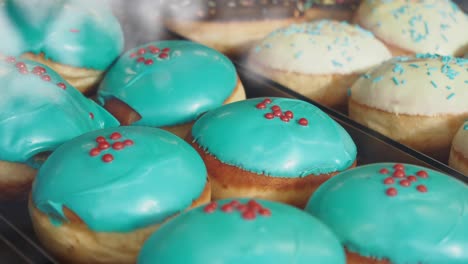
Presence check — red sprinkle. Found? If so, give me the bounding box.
[264,113,274,119]
[407,175,417,182]
[379,168,389,174]
[221,204,234,212]
[256,103,266,109]
[417,185,428,193]
[271,105,281,111]
[229,200,240,207]
[110,132,122,140]
[258,208,271,216]
[280,116,290,122]
[5,56,16,63]
[18,68,28,74]
[236,204,248,212]
[263,98,272,104]
[416,170,428,178]
[57,83,66,89]
[89,112,94,119]
[102,154,114,163]
[129,53,137,58]
[383,177,394,185]
[137,48,146,55]
[159,53,169,59]
[112,142,124,150]
[150,47,160,54]
[69,29,80,33]
[247,200,261,210]
[89,148,100,156]
[393,164,405,170]
[203,202,217,213]
[273,110,282,117]
[41,75,51,82]
[284,111,294,118]
[162,48,171,53]
[32,66,46,75]
[393,169,405,178]
[399,179,411,187]
[124,139,134,146]
[242,209,256,220]
[15,62,26,69]
[298,118,308,126]
[136,57,145,63]
[386,187,398,196]
[145,59,154,65]
[96,136,106,143]
[98,142,110,150]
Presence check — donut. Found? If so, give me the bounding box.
[0,57,118,199]
[305,162,468,263]
[354,0,468,56]
[449,121,468,175]
[29,126,211,264]
[348,53,468,161]
[189,97,357,208]
[247,20,391,110]
[163,0,304,56]
[138,198,345,264]
[304,0,361,22]
[97,40,246,138]
[0,0,124,93]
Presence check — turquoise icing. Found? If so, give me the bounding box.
[306,163,468,264]
[0,0,123,69]
[32,126,208,232]
[138,198,345,264]
[97,40,238,127]
[191,97,357,177]
[0,58,118,164]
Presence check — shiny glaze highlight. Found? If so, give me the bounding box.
[97,40,238,127]
[0,58,118,165]
[306,163,468,264]
[32,126,208,232]
[0,0,123,69]
[138,198,345,264]
[191,97,357,177]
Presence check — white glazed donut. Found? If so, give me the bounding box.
[349,53,468,161]
[248,20,391,110]
[355,0,468,56]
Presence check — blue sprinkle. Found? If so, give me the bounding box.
[447,93,455,100]
[347,87,352,96]
[373,76,384,83]
[294,51,303,59]
[441,34,448,42]
[347,57,353,62]
[254,46,261,53]
[465,80,468,84]
[464,124,468,130]
[430,80,438,88]
[446,86,452,90]
[427,67,437,71]
[332,60,343,67]
[392,77,399,85]
[327,45,332,51]
[363,74,371,79]
[409,64,419,68]
[401,80,407,85]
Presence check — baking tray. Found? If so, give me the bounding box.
[2,3,468,260]
[1,47,466,263]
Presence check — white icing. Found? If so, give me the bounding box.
[350,54,468,116]
[356,0,468,55]
[452,121,468,158]
[248,20,392,75]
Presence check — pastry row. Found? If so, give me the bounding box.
[28,123,468,264]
